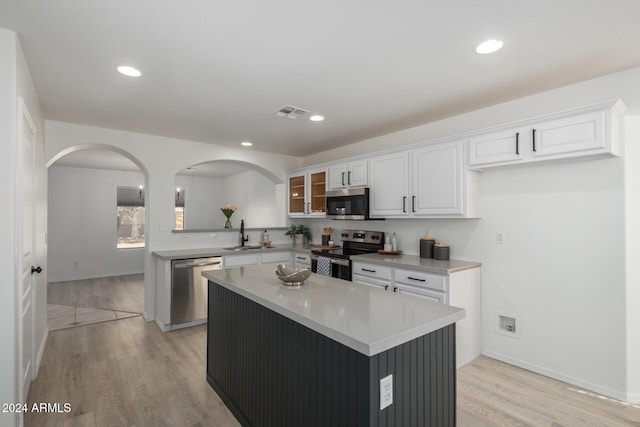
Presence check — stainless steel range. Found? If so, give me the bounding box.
[310,230,385,281]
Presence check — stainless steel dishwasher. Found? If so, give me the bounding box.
[171,257,222,324]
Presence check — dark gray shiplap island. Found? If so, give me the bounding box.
[203,265,465,427]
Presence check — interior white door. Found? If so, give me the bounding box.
[18,99,37,403]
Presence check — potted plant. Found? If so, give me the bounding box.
[285,224,312,246]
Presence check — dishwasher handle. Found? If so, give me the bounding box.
[173,260,222,269]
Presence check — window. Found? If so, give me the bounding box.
[117,186,145,249]
[175,188,185,230]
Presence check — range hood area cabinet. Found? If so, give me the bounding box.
[288,168,327,217]
[327,159,368,190]
[369,141,480,218]
[467,99,626,169]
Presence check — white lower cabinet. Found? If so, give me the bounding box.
[293,252,311,269]
[260,251,292,265]
[352,261,393,290]
[223,251,292,268]
[352,261,481,368]
[394,283,446,304]
[223,253,259,268]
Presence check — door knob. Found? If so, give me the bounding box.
[31,266,42,274]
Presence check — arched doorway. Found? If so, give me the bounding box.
[46,145,149,330]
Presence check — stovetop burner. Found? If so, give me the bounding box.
[311,230,385,259]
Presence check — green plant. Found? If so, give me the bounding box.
[285,224,312,241]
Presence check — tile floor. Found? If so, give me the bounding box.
[47,303,140,331]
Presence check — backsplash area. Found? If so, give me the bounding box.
[299,218,481,261]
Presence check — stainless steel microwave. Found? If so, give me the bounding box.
[326,188,370,220]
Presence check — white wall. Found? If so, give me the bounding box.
[300,67,640,402]
[48,166,145,281]
[222,170,281,228]
[175,174,224,229]
[44,121,301,321]
[175,170,284,230]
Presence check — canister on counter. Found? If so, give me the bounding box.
[433,242,450,260]
[420,236,435,258]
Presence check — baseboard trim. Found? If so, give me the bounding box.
[34,326,49,378]
[482,350,629,403]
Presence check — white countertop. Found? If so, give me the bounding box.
[203,264,465,356]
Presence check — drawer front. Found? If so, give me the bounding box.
[261,251,292,264]
[394,268,447,291]
[223,254,259,268]
[293,252,311,268]
[394,283,447,304]
[352,262,392,280]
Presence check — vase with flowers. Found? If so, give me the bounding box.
[220,204,237,229]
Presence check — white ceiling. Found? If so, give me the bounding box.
[2,1,640,159]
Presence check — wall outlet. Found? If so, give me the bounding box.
[380,374,393,410]
[496,231,506,244]
[209,233,217,239]
[180,235,189,241]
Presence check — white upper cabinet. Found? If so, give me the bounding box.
[369,151,410,217]
[468,99,626,169]
[328,159,368,189]
[530,110,606,158]
[369,141,479,218]
[412,143,465,215]
[468,126,526,166]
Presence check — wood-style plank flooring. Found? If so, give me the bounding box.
[47,274,144,331]
[26,317,239,427]
[27,315,640,426]
[48,274,144,313]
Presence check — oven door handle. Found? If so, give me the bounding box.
[330,258,350,267]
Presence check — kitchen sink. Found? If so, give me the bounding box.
[223,245,268,251]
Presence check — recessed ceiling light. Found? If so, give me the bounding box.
[241,141,253,147]
[310,115,325,122]
[475,39,504,55]
[117,65,142,77]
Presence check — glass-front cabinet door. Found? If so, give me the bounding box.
[288,169,326,217]
[309,170,326,215]
[288,174,306,216]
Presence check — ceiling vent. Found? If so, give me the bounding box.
[273,105,311,120]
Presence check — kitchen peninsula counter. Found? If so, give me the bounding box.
[203,264,463,426]
[152,243,308,261]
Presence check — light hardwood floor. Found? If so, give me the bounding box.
[47,274,144,331]
[48,274,144,313]
[26,316,640,427]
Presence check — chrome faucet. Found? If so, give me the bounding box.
[240,219,249,247]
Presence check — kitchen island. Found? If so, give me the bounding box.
[203,264,465,427]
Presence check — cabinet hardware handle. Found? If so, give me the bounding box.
[341,172,345,186]
[347,171,351,185]
[296,256,306,260]
[516,132,520,155]
[412,195,416,212]
[402,196,407,212]
[393,287,398,292]
[362,268,376,273]
[532,129,537,152]
[384,285,389,290]
[408,276,426,282]
[31,266,42,274]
